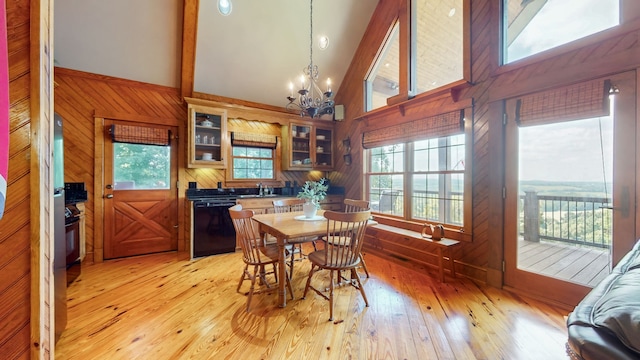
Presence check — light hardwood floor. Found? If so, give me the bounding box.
[56,248,572,359]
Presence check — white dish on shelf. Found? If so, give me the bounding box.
[294,215,325,221]
[292,160,302,165]
[316,135,325,140]
[202,152,213,160]
[299,132,307,138]
[200,120,213,127]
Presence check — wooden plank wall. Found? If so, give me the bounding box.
[0,0,34,357]
[334,0,640,284]
[54,69,319,262]
[54,68,186,264]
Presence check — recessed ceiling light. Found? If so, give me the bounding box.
[448,8,456,17]
[318,35,330,50]
[218,0,232,16]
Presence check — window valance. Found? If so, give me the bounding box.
[516,79,612,127]
[362,109,464,149]
[231,132,277,149]
[110,124,170,146]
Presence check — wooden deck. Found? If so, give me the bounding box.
[518,239,611,287]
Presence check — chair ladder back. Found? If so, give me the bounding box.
[272,198,305,213]
[229,208,264,265]
[323,210,371,268]
[344,199,370,213]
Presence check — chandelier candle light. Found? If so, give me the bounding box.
[286,0,335,119]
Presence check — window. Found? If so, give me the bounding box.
[365,22,400,111]
[502,0,620,64]
[365,0,468,110]
[364,109,471,231]
[113,143,171,190]
[412,135,465,225]
[414,0,465,93]
[231,146,274,179]
[367,144,405,216]
[110,123,171,190]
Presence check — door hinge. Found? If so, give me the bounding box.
[502,187,506,199]
[502,261,506,272]
[503,113,507,126]
[176,181,180,188]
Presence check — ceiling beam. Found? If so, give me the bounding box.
[180,0,198,100]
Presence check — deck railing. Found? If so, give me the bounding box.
[370,188,464,225]
[520,191,611,249]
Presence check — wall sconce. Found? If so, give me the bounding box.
[343,154,352,166]
[342,137,351,153]
[342,137,352,166]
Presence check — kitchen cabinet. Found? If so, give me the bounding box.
[187,101,228,168]
[282,122,334,171]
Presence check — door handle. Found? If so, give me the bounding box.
[105,194,114,199]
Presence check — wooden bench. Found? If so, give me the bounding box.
[367,224,460,283]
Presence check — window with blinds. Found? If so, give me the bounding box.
[515,79,611,127]
[111,124,171,146]
[363,108,472,233]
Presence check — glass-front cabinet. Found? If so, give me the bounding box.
[187,102,228,168]
[282,121,333,171]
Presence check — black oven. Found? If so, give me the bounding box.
[65,204,82,285]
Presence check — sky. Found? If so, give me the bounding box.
[510,0,618,184]
[518,115,613,183]
[508,0,619,63]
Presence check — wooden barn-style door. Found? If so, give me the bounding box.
[103,120,178,259]
[504,71,637,306]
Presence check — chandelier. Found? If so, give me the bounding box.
[286,0,335,119]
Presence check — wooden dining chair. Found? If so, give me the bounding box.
[302,210,371,321]
[272,198,316,278]
[229,206,293,312]
[342,199,371,279]
[344,199,370,213]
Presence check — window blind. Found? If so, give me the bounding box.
[231,132,277,149]
[111,124,170,146]
[362,110,464,149]
[516,79,611,127]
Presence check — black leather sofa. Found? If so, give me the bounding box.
[566,240,640,359]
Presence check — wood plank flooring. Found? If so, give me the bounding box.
[518,239,610,287]
[56,249,572,360]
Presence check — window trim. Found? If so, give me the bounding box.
[498,0,640,73]
[364,108,473,239]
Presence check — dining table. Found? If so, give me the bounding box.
[252,210,377,307]
[252,210,330,307]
